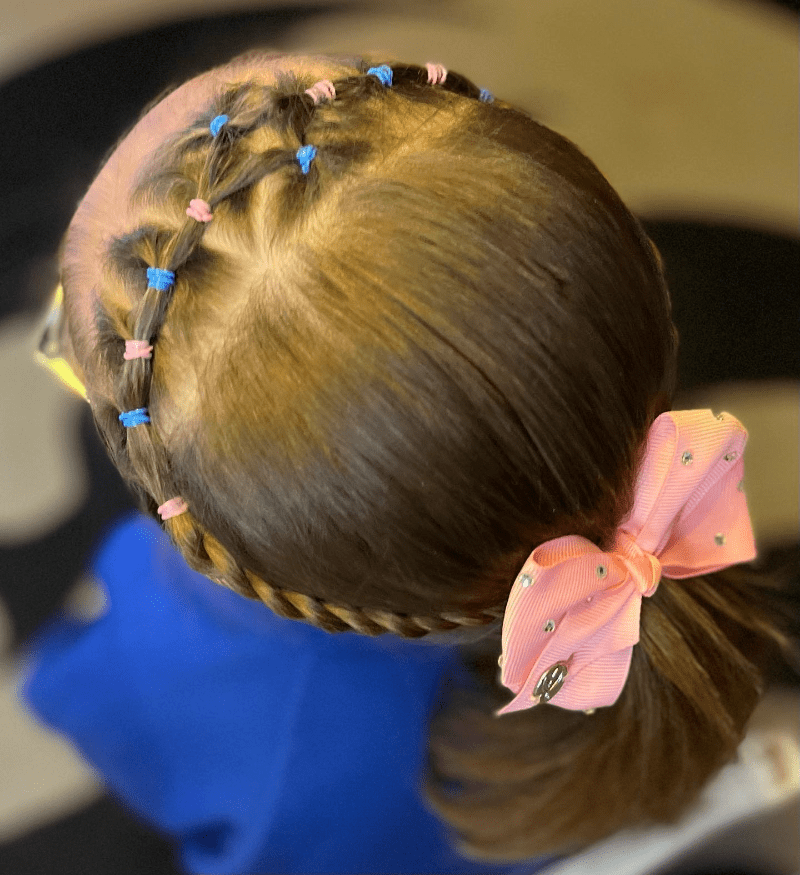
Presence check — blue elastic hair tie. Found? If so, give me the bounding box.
[296,145,317,175]
[210,114,229,137]
[118,408,150,428]
[479,88,494,103]
[367,65,393,87]
[146,267,175,292]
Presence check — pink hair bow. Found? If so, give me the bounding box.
[497,409,756,715]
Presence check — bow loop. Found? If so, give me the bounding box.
[613,531,662,597]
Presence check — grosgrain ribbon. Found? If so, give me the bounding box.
[496,409,756,715]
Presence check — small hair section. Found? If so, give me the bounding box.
[123,340,154,361]
[210,114,229,137]
[305,79,336,104]
[118,407,150,427]
[186,198,213,222]
[367,65,393,87]
[425,63,447,86]
[146,267,176,291]
[296,144,317,175]
[157,497,189,520]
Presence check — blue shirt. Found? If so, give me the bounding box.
[21,515,560,875]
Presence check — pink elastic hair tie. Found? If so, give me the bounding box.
[123,340,154,360]
[304,80,336,104]
[186,198,213,222]
[158,497,189,521]
[425,63,447,86]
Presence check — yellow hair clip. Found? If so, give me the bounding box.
[34,284,88,401]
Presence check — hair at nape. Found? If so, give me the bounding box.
[84,56,798,861]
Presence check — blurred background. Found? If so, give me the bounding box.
[0,0,797,873]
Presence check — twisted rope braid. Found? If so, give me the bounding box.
[96,61,509,638]
[169,515,506,637]
[249,572,505,638]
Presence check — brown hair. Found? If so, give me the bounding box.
[67,55,799,861]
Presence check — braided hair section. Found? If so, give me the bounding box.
[91,61,512,637]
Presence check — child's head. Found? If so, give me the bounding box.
[61,51,676,637]
[59,52,797,860]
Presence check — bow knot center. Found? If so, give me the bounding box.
[613,531,662,597]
